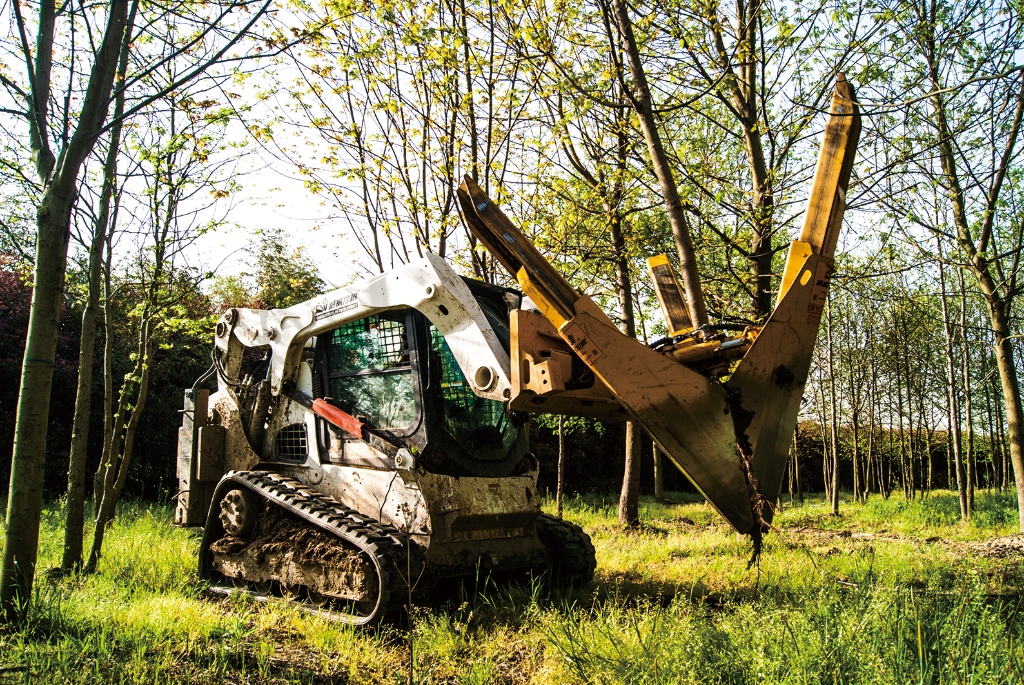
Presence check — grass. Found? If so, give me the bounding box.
[0,490,1020,684]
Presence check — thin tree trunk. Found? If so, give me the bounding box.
[602,115,643,527]
[607,0,707,326]
[827,298,840,514]
[0,193,74,620]
[556,415,565,518]
[938,240,966,515]
[852,412,860,503]
[924,406,934,494]
[926,38,1024,528]
[61,215,104,574]
[867,353,877,498]
[703,0,775,319]
[788,431,799,504]
[882,415,891,499]
[904,352,917,499]
[818,378,831,493]
[618,422,641,527]
[997,375,1009,492]
[794,433,803,504]
[62,50,130,572]
[787,452,795,504]
[87,319,154,571]
[653,445,664,503]
[896,354,909,499]
[985,379,997,493]
[958,269,975,514]
[95,232,116,500]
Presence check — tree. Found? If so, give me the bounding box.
[603,0,708,327]
[251,228,326,309]
[861,0,1024,529]
[61,2,136,573]
[937,239,970,519]
[86,75,244,570]
[663,0,863,319]
[0,0,276,621]
[272,0,538,277]
[0,0,134,622]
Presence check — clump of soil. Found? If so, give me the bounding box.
[211,506,363,567]
[968,534,1024,559]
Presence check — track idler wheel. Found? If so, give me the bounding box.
[219,488,262,538]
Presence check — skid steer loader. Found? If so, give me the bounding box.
[174,77,859,624]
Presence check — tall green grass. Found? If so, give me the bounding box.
[543,577,1022,684]
[0,491,1019,683]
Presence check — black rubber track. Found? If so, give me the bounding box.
[200,471,413,625]
[535,513,597,586]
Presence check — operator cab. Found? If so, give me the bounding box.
[310,278,529,477]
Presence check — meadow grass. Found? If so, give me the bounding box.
[0,490,1020,684]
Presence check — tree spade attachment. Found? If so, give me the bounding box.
[457,75,860,547]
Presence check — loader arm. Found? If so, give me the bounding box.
[458,76,860,538]
[213,253,514,403]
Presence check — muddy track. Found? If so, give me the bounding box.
[200,471,413,625]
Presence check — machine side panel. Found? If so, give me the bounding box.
[174,389,213,526]
[317,464,431,534]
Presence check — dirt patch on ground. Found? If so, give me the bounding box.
[775,526,1024,560]
[966,534,1024,558]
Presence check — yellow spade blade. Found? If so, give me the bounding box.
[728,74,860,507]
[647,255,693,337]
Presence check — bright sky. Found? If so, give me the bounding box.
[194,166,363,289]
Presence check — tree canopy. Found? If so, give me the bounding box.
[3,0,1024,624]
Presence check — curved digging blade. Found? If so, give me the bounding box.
[459,178,758,534]
[726,251,832,516]
[565,298,755,534]
[728,75,860,511]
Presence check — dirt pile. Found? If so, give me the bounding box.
[968,534,1024,559]
[776,526,1024,560]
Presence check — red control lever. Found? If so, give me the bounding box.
[311,398,364,439]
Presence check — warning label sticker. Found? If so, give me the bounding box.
[807,260,833,323]
[315,294,358,321]
[562,322,604,365]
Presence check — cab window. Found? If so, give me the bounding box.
[428,324,516,452]
[321,313,416,431]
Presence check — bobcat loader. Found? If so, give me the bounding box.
[174,77,859,624]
